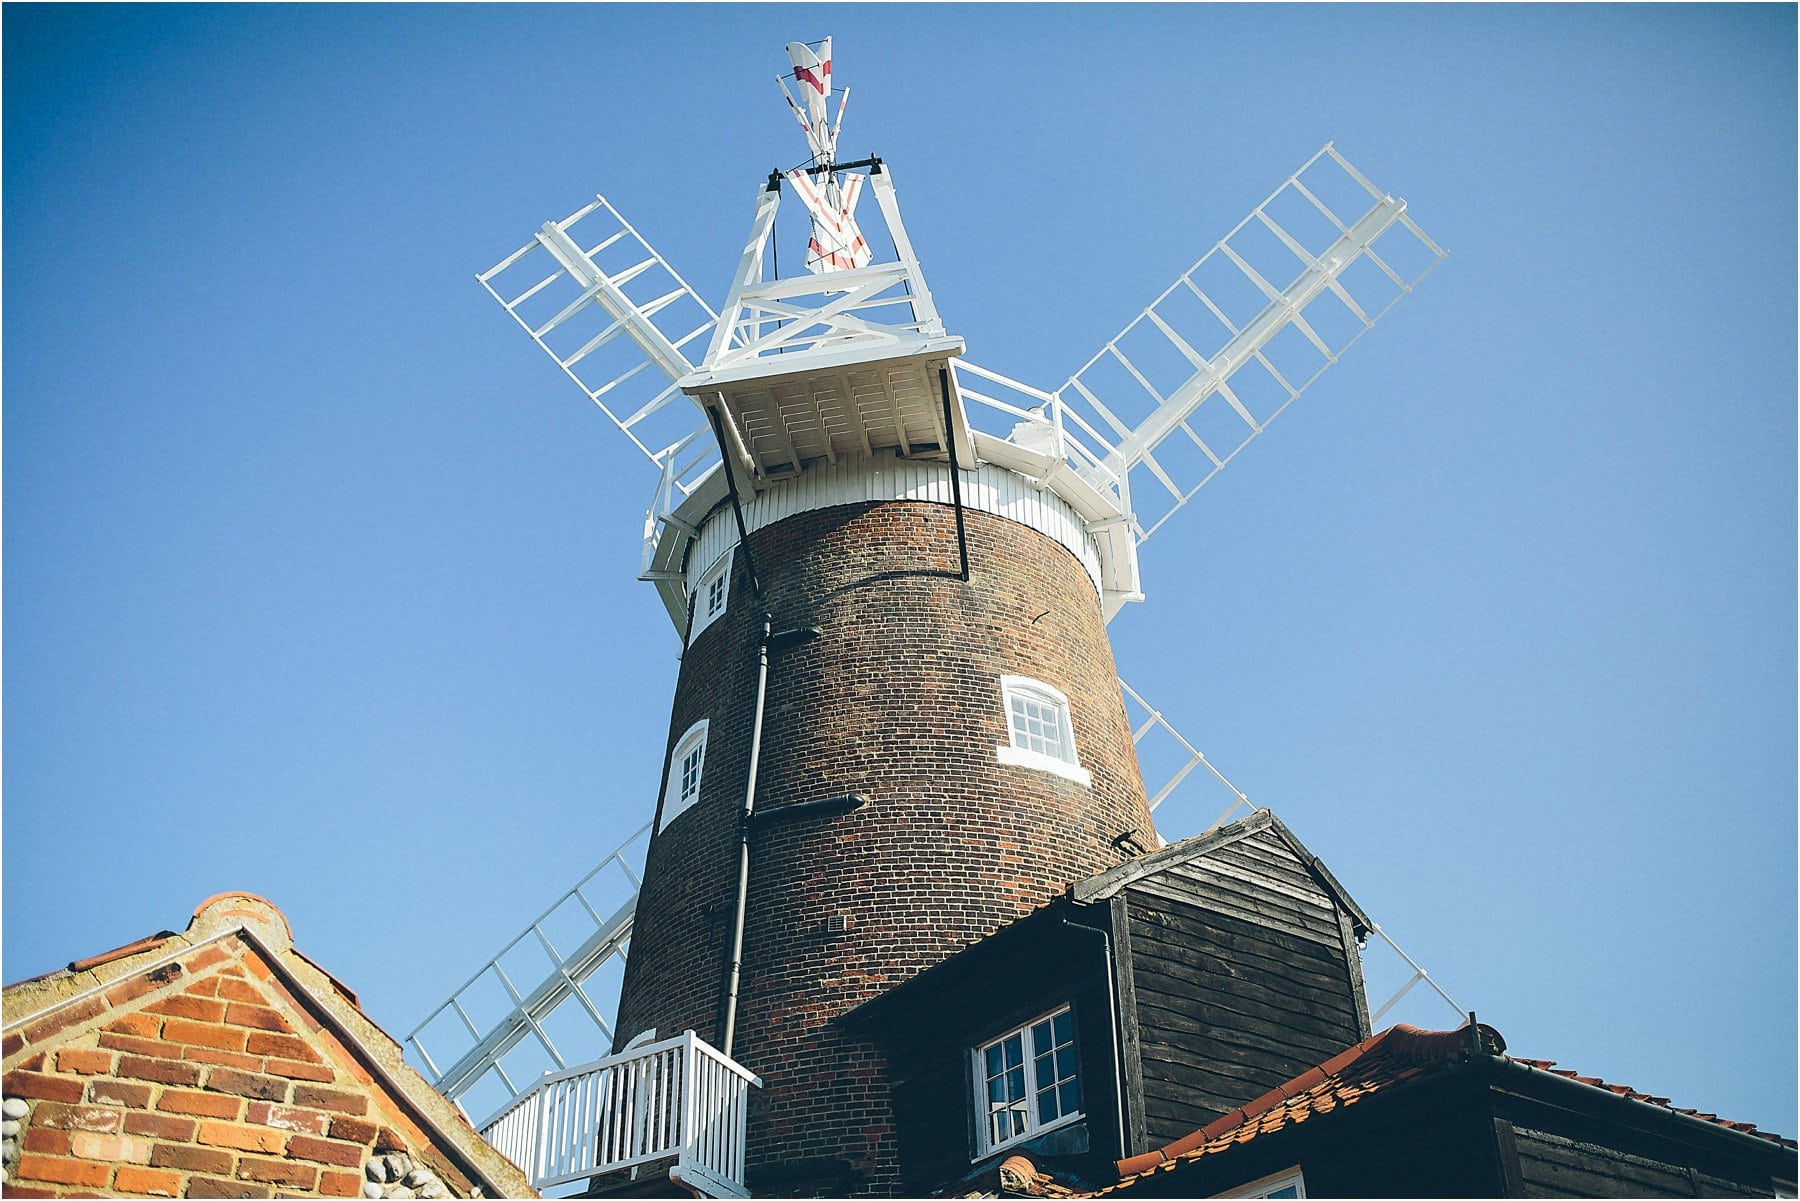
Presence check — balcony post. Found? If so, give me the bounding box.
[680,1030,700,1176]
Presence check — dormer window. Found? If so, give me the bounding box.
[996,676,1091,787]
[973,1005,1083,1155]
[659,719,708,832]
[689,549,734,641]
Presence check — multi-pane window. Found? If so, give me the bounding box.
[995,676,1091,786]
[680,742,704,803]
[689,549,734,640]
[659,720,708,832]
[1008,686,1069,760]
[973,1006,1082,1154]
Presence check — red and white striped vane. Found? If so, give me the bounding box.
[779,38,871,274]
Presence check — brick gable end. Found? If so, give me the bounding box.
[4,933,483,1200]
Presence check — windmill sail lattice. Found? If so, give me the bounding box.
[404,824,651,1119]
[1053,143,1447,544]
[477,195,724,565]
[452,64,1459,1182]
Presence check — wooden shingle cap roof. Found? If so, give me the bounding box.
[2,892,537,1199]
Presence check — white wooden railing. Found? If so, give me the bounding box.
[480,1031,762,1197]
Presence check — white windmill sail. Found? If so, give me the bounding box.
[1053,143,1448,544]
[476,194,726,578]
[403,824,651,1122]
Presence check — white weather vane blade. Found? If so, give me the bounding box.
[783,39,837,161]
[781,38,871,274]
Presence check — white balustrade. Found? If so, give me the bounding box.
[479,1030,762,1197]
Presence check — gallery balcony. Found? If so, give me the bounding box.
[480,1031,761,1198]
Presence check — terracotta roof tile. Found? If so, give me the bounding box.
[954,1152,1083,1197]
[1505,1056,1785,1141]
[1099,1021,1792,1194]
[65,931,179,974]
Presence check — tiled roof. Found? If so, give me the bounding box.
[1102,1022,1793,1193]
[953,1153,1085,1197]
[1507,1056,1787,1143]
[8,897,371,1017]
[1105,1023,1489,1189]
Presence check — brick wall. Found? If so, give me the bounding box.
[3,932,490,1199]
[614,495,1155,1195]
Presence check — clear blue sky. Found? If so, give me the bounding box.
[6,3,1794,1138]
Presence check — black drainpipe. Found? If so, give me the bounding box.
[718,618,819,1058]
[1060,915,1129,1159]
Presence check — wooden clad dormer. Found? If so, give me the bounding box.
[1071,810,1373,1153]
[844,810,1373,1196]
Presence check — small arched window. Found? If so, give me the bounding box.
[659,719,709,832]
[996,676,1091,787]
[688,549,734,641]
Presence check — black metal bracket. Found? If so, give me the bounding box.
[749,793,870,831]
[767,155,884,189]
[706,401,764,602]
[938,366,971,582]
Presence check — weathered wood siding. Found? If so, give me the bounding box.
[1512,1126,1781,1198]
[1124,824,1365,1147]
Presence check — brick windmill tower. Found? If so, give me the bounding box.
[418,37,1445,1199]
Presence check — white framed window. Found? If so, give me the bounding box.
[995,676,1091,787]
[688,548,734,641]
[1218,1167,1306,1198]
[658,719,708,832]
[972,1005,1083,1156]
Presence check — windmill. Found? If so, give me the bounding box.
[407,37,1452,1197]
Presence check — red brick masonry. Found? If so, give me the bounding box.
[617,499,1156,1193]
[3,894,534,1199]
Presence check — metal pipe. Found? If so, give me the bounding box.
[1060,915,1129,1159]
[938,366,970,581]
[716,622,820,1060]
[774,155,883,180]
[719,614,774,1059]
[751,792,868,828]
